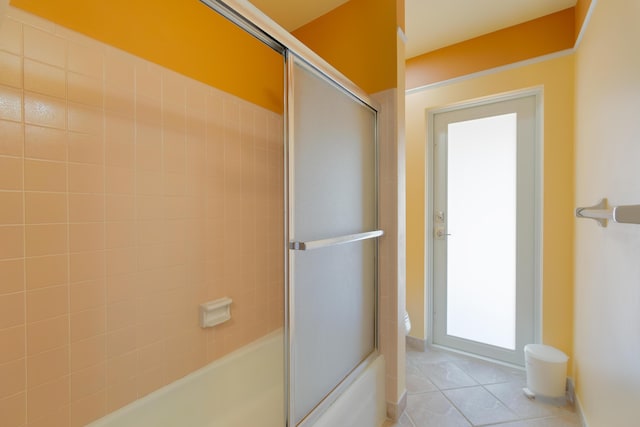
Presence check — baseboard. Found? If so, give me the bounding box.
[406,335,427,351]
[386,390,407,421]
[567,378,588,427]
[565,377,576,407]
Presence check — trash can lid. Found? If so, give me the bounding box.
[525,344,568,363]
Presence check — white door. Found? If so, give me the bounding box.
[430,94,539,366]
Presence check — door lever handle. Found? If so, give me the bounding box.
[434,227,451,238]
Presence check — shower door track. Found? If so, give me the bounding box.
[198,2,382,426]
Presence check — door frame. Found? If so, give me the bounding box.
[425,88,544,364]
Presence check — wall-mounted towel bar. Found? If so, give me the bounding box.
[575,198,640,227]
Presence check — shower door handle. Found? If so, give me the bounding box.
[289,230,383,251]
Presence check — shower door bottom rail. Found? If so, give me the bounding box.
[289,230,383,251]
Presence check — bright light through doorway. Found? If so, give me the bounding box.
[446,113,517,350]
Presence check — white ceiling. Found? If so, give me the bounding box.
[249,0,350,31]
[250,0,577,59]
[405,0,577,58]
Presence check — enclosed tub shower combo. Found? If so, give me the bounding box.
[0,0,386,425]
[97,0,385,426]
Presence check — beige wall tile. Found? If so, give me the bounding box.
[106,300,136,332]
[104,87,134,117]
[0,357,25,399]
[105,167,134,195]
[164,173,186,196]
[106,379,137,413]
[105,49,134,94]
[69,251,105,283]
[106,326,136,359]
[24,125,67,162]
[69,223,105,253]
[68,41,104,79]
[24,59,66,99]
[0,17,23,55]
[0,85,23,122]
[135,134,162,172]
[26,285,68,323]
[0,291,24,329]
[25,404,69,427]
[24,159,66,191]
[0,392,25,427]
[68,193,104,223]
[136,196,164,221]
[135,320,165,350]
[106,350,136,385]
[71,334,105,373]
[26,315,69,355]
[68,72,103,107]
[0,156,23,190]
[105,195,134,222]
[25,255,68,291]
[135,61,162,99]
[164,137,186,174]
[23,25,65,68]
[0,120,24,157]
[68,132,104,165]
[25,192,67,224]
[70,389,106,427]
[135,172,163,196]
[136,365,165,398]
[25,224,67,257]
[105,247,137,277]
[106,273,136,304]
[105,114,134,168]
[27,376,69,423]
[70,279,105,313]
[69,163,104,193]
[0,325,25,364]
[71,362,105,401]
[70,307,105,343]
[105,222,136,250]
[0,51,23,89]
[24,92,66,129]
[0,191,23,225]
[27,346,68,389]
[68,102,103,135]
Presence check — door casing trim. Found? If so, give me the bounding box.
[424,88,544,363]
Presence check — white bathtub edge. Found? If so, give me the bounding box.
[88,329,284,427]
[311,354,386,427]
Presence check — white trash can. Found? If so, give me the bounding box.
[524,344,568,398]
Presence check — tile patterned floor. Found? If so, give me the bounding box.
[384,345,581,427]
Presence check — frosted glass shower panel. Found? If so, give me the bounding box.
[291,60,376,239]
[290,57,377,424]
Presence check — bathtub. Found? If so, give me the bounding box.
[89,330,386,427]
[89,331,285,427]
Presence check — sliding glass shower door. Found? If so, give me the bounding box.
[287,55,380,425]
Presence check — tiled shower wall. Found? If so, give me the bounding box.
[0,6,284,427]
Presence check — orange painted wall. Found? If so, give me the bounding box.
[9,0,284,112]
[406,8,575,89]
[293,0,399,94]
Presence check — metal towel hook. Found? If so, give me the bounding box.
[575,198,640,228]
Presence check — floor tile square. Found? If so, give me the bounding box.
[417,361,478,390]
[443,386,519,425]
[406,392,471,427]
